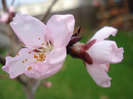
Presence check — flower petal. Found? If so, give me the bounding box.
[90,26,117,41]
[45,47,66,64]
[25,47,66,79]
[25,62,63,79]
[46,14,75,47]
[2,48,35,78]
[100,64,110,73]
[8,6,15,13]
[10,13,46,49]
[0,12,9,23]
[85,63,111,88]
[87,40,124,64]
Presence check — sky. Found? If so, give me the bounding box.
[0,0,48,10]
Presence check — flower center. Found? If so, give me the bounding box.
[33,40,53,62]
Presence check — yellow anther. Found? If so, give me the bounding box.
[39,53,42,58]
[35,48,37,51]
[21,44,23,47]
[28,52,31,54]
[22,61,25,63]
[34,54,38,58]
[37,53,46,62]
[25,59,28,61]
[42,43,44,45]
[38,38,40,40]
[28,67,32,70]
[36,59,39,61]
[17,53,19,56]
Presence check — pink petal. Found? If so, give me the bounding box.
[0,12,9,23]
[90,26,117,41]
[10,13,46,49]
[46,14,75,47]
[45,47,66,64]
[87,40,124,64]
[8,6,15,13]
[85,63,112,88]
[25,47,66,79]
[2,48,35,78]
[100,64,110,73]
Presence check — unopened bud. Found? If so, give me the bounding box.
[43,81,52,88]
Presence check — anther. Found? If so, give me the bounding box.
[42,43,44,45]
[17,53,19,56]
[21,44,23,47]
[28,67,32,70]
[25,59,28,61]
[38,38,40,40]
[34,54,38,58]
[22,61,25,63]
[28,52,31,54]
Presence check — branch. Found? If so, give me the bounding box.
[2,0,8,12]
[11,0,15,6]
[0,74,9,79]
[16,76,27,86]
[41,0,57,22]
[0,55,5,65]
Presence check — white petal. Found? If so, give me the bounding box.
[87,40,124,64]
[85,63,111,88]
[2,48,35,78]
[90,26,117,41]
[10,13,46,49]
[46,14,75,47]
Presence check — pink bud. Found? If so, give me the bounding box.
[8,6,15,13]
[43,81,52,88]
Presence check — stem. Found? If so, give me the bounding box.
[0,55,5,65]
[23,79,41,99]
[2,0,8,12]
[41,0,57,22]
[23,86,35,99]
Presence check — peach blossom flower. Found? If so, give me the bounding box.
[84,26,124,87]
[2,13,75,79]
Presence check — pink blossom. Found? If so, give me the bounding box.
[0,6,15,23]
[0,12,9,23]
[8,6,15,13]
[84,26,124,87]
[2,13,75,79]
[43,81,52,88]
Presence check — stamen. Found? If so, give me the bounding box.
[21,44,23,47]
[28,52,31,54]
[46,40,52,49]
[39,53,42,58]
[34,49,40,52]
[37,53,46,61]
[28,67,32,70]
[34,54,38,58]
[25,59,28,61]
[42,43,44,45]
[38,38,40,40]
[17,53,19,56]
[22,61,25,63]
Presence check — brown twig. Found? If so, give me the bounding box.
[16,76,27,86]
[2,0,8,12]
[41,0,57,22]
[0,55,5,65]
[11,0,15,6]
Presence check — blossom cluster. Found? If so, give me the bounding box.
[2,13,124,88]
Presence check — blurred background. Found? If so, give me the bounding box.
[0,0,133,99]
